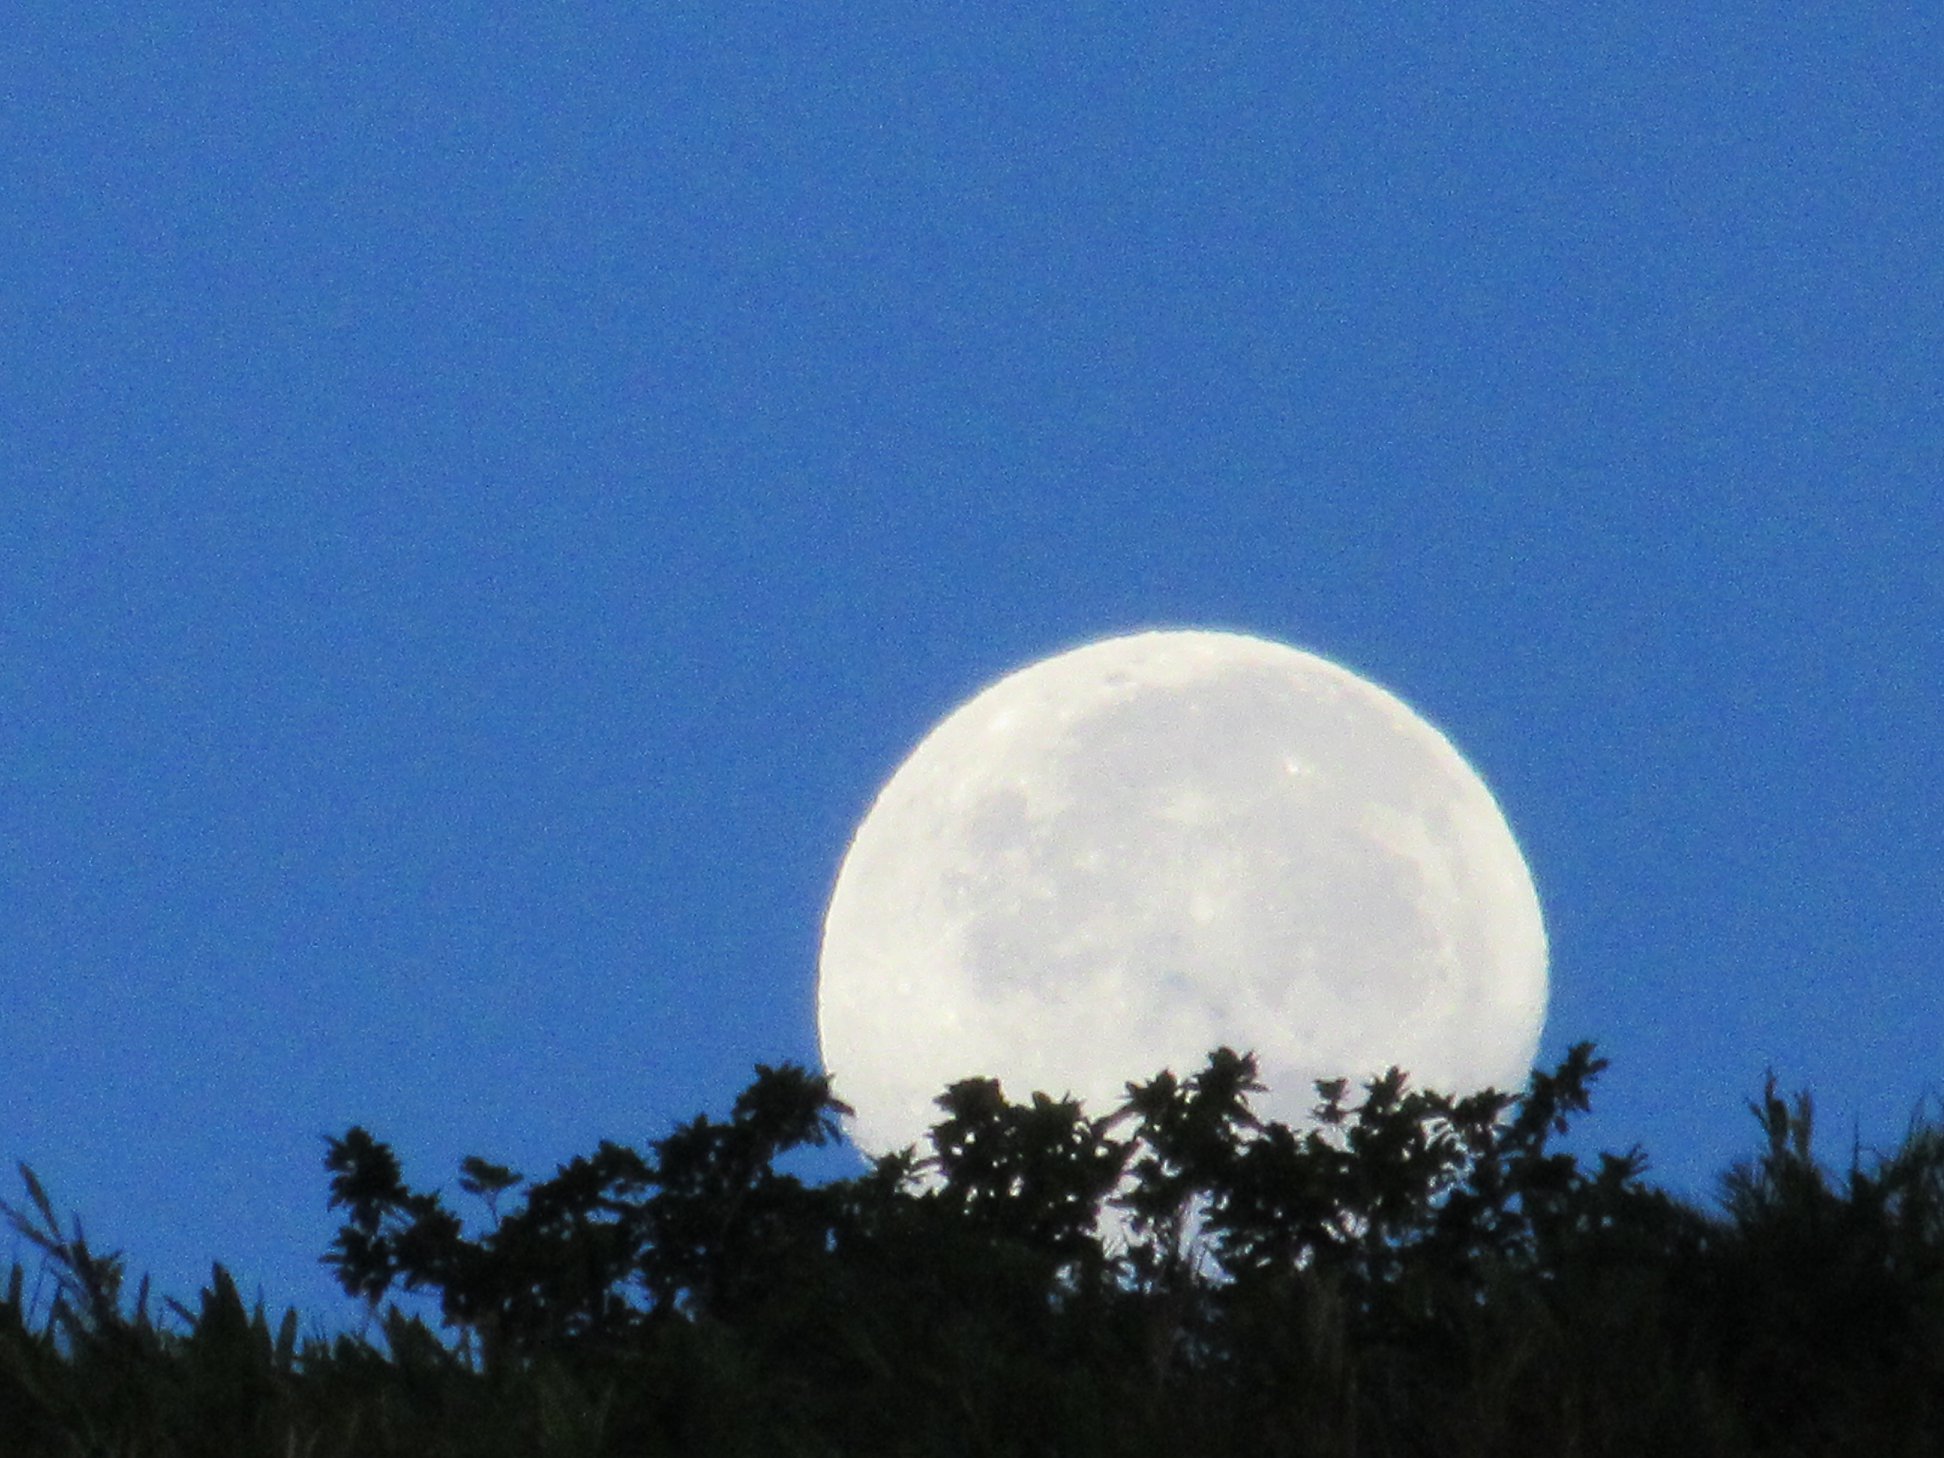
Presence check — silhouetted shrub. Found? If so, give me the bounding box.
[6,1045,1943,1455]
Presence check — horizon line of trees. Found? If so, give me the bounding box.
[6,1042,1944,1456]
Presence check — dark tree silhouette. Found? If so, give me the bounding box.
[7,1042,1944,1456]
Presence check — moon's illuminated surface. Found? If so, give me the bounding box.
[818,629,1547,1156]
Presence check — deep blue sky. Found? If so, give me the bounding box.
[4,5,1938,1326]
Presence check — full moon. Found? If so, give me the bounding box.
[817,629,1547,1156]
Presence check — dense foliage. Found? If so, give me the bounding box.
[6,1044,1943,1456]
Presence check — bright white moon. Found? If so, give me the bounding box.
[818,629,1547,1156]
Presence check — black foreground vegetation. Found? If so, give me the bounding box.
[6,1045,1944,1457]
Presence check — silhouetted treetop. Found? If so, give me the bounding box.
[10,1040,1944,1456]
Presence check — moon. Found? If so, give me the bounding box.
[817,629,1547,1156]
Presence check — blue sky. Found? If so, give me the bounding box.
[3,5,1938,1325]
